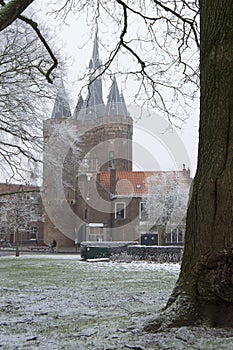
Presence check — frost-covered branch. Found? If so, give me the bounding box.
[143,172,189,244]
[0,19,59,180]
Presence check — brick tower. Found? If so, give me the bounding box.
[43,79,77,248]
[43,33,134,248]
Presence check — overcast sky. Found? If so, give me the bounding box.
[36,3,199,177]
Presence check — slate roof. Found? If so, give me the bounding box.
[73,94,84,117]
[89,32,101,70]
[75,33,105,122]
[51,79,71,119]
[74,34,129,122]
[105,77,129,117]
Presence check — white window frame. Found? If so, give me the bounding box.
[165,227,184,244]
[88,224,104,242]
[115,202,126,219]
[29,226,38,240]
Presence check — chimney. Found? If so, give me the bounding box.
[110,169,116,196]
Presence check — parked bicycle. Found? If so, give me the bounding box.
[49,239,57,253]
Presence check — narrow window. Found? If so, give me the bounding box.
[178,229,183,243]
[139,202,149,220]
[29,226,37,240]
[109,151,114,167]
[172,228,178,243]
[115,202,126,219]
[84,208,88,220]
[166,230,172,243]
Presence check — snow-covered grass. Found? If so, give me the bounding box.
[0,254,233,349]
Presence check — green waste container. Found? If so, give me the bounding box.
[86,246,109,259]
[141,233,158,246]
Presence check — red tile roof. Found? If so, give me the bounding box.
[98,170,190,196]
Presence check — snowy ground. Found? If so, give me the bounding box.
[0,254,233,349]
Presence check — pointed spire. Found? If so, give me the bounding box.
[105,77,129,117]
[51,79,71,119]
[119,90,129,117]
[89,31,101,71]
[107,76,121,103]
[73,94,84,119]
[76,32,105,123]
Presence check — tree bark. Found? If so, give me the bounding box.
[0,0,35,32]
[158,226,166,246]
[146,0,233,330]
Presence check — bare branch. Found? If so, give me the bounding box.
[18,15,58,83]
[153,0,200,47]
[0,19,57,180]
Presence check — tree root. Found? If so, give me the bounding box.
[144,294,200,332]
[144,292,233,332]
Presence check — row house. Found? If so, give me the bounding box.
[0,183,44,247]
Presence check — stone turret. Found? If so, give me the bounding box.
[43,79,76,249]
[51,79,71,119]
[106,77,129,117]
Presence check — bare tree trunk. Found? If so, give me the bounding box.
[146,0,233,330]
[15,228,19,257]
[158,226,166,246]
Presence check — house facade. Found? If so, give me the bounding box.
[73,168,190,245]
[0,183,44,247]
[42,34,191,248]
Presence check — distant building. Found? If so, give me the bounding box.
[0,183,44,246]
[42,34,191,249]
